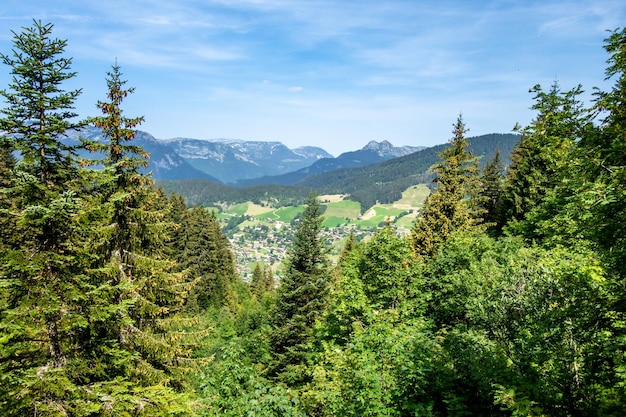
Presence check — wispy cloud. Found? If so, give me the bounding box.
[1,0,625,155]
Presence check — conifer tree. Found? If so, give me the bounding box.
[579,28,626,274]
[479,149,505,233]
[497,82,589,238]
[82,63,195,413]
[0,20,85,186]
[264,266,275,293]
[175,205,236,310]
[250,262,265,298]
[337,230,356,265]
[269,193,329,384]
[410,115,480,261]
[0,20,96,415]
[250,264,276,299]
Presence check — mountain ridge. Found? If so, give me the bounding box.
[233,140,424,187]
[163,137,332,183]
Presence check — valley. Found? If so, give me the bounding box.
[213,184,430,279]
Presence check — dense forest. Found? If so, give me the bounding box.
[1,20,626,416]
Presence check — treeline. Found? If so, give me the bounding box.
[159,178,315,208]
[2,19,626,417]
[298,133,519,202]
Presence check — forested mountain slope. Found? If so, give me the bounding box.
[297,133,518,209]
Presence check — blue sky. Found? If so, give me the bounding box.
[1,0,624,156]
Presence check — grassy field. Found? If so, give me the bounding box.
[218,184,429,230]
[393,184,430,209]
[222,186,430,276]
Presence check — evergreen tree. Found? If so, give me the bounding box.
[410,115,480,261]
[497,82,590,239]
[175,206,236,310]
[337,230,356,265]
[0,20,97,415]
[81,63,195,413]
[250,263,266,299]
[0,135,16,246]
[479,149,505,233]
[264,267,275,293]
[578,28,626,274]
[250,264,276,299]
[0,20,85,186]
[269,193,329,384]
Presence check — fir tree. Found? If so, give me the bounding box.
[175,206,236,310]
[0,20,96,415]
[497,82,589,238]
[82,63,195,413]
[264,267,275,293]
[410,115,480,261]
[479,149,505,233]
[337,230,356,265]
[269,193,329,385]
[0,20,85,186]
[579,28,626,274]
[250,263,265,299]
[250,264,276,299]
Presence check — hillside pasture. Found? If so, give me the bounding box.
[393,184,429,210]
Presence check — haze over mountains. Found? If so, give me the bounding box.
[70,127,428,184]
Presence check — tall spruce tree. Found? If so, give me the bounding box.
[174,205,236,311]
[479,149,505,234]
[410,115,480,261]
[82,63,195,413]
[269,193,329,385]
[579,28,626,274]
[0,20,85,186]
[0,20,96,415]
[497,82,589,239]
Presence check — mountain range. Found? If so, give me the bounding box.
[60,128,520,211]
[159,133,520,211]
[69,127,425,184]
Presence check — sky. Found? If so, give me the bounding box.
[0,0,624,156]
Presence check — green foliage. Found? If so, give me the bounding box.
[198,342,305,416]
[173,205,236,310]
[575,28,626,275]
[479,149,505,233]
[0,20,86,185]
[0,20,98,415]
[306,312,436,417]
[3,18,626,417]
[410,115,482,261]
[250,263,275,300]
[498,82,591,239]
[269,194,330,384]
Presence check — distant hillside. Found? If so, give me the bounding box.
[296,133,519,210]
[161,133,519,212]
[159,179,314,208]
[234,140,424,187]
[163,138,332,183]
